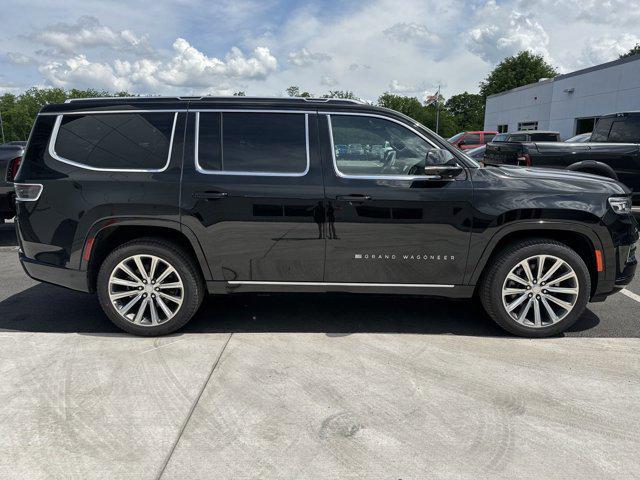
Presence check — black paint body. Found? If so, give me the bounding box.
[14,97,639,302]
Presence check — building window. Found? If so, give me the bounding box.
[497,124,508,133]
[517,121,538,131]
[575,117,598,135]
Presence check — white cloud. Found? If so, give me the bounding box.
[288,48,331,67]
[320,74,338,87]
[38,38,278,92]
[570,0,640,25]
[578,33,640,66]
[383,22,440,48]
[467,2,551,64]
[32,16,151,54]
[6,52,35,65]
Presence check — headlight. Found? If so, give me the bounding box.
[608,196,632,214]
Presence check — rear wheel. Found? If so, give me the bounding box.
[97,239,204,336]
[480,239,591,337]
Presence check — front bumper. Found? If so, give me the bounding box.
[19,253,90,293]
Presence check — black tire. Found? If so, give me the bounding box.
[479,238,591,338]
[97,238,204,336]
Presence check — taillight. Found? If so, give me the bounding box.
[14,183,43,202]
[516,153,532,167]
[5,156,22,182]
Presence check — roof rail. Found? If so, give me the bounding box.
[64,95,365,105]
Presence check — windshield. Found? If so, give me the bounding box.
[492,133,508,142]
[448,132,464,143]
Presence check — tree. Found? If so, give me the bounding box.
[479,51,558,98]
[377,93,457,137]
[0,88,132,142]
[322,90,357,100]
[285,85,311,98]
[619,44,640,59]
[445,92,485,131]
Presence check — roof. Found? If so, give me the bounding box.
[63,96,365,105]
[41,95,374,115]
[510,130,560,135]
[487,53,640,99]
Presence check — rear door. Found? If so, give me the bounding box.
[179,108,326,282]
[319,112,473,287]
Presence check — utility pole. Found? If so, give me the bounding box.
[435,84,441,135]
[0,110,5,144]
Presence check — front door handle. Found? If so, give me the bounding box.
[336,194,372,204]
[193,191,228,200]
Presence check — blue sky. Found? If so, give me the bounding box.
[1,0,639,101]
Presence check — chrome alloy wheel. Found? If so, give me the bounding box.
[108,254,184,326]
[501,254,579,328]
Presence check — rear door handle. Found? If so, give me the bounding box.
[193,191,228,200]
[336,194,372,204]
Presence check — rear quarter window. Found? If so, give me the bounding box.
[53,112,176,170]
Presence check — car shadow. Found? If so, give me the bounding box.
[0,283,608,337]
[0,222,17,247]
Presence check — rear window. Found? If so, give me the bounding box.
[529,133,558,141]
[197,112,308,175]
[608,117,640,143]
[591,117,614,142]
[54,112,175,170]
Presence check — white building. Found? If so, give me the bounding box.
[483,54,640,140]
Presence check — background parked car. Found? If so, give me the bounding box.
[0,141,26,222]
[465,144,486,160]
[484,112,640,204]
[565,132,592,143]
[448,131,498,150]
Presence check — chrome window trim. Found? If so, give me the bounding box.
[324,112,452,181]
[39,109,187,116]
[227,281,454,288]
[48,112,178,173]
[194,111,311,177]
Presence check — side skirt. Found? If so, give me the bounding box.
[206,280,475,298]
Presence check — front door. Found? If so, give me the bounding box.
[180,109,325,282]
[320,113,473,286]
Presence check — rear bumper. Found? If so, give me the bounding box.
[19,253,90,293]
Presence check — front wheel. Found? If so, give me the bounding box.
[97,239,204,336]
[480,239,591,337]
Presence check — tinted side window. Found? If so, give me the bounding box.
[197,112,308,174]
[591,117,614,142]
[608,117,640,143]
[508,134,527,141]
[530,133,558,141]
[55,113,175,170]
[330,115,455,177]
[464,134,481,144]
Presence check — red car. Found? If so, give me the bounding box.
[448,131,498,150]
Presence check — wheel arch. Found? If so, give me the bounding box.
[82,218,212,293]
[469,222,604,297]
[566,160,618,180]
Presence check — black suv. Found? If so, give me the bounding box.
[13,97,638,337]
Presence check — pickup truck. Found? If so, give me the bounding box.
[0,141,25,222]
[484,112,640,204]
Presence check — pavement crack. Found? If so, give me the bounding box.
[155,332,233,480]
